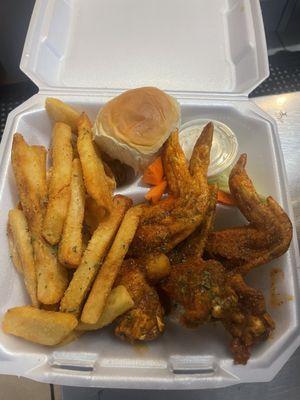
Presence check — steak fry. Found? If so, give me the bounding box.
[206,154,292,274]
[12,134,68,305]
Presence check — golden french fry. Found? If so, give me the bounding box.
[3,306,78,346]
[103,161,116,191]
[81,206,142,324]
[77,113,113,214]
[8,209,39,307]
[76,285,134,331]
[58,159,86,268]
[45,98,80,132]
[12,134,68,304]
[33,238,68,304]
[31,145,48,203]
[84,196,106,234]
[57,330,84,346]
[43,122,73,245]
[93,144,116,191]
[60,195,132,316]
[7,222,23,274]
[11,134,46,236]
[145,253,171,283]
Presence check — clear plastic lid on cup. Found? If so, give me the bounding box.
[179,119,238,178]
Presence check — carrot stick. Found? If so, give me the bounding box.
[145,181,167,204]
[217,190,236,206]
[142,157,164,186]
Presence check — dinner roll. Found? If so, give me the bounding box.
[93,87,180,172]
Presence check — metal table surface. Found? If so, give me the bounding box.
[62,92,300,400]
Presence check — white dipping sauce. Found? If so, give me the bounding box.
[179,119,238,177]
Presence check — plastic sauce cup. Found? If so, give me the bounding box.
[179,119,238,178]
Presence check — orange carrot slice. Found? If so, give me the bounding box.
[145,181,167,204]
[142,157,164,186]
[217,190,237,206]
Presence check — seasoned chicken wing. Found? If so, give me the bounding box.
[114,259,164,342]
[162,258,274,364]
[169,184,217,264]
[129,124,213,256]
[206,154,292,274]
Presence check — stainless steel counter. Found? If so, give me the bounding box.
[62,92,300,400]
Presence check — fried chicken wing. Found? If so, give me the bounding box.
[129,124,213,256]
[162,259,236,327]
[206,154,292,274]
[223,274,275,364]
[162,258,274,364]
[114,259,164,342]
[169,184,217,264]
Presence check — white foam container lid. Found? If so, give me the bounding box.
[0,0,299,390]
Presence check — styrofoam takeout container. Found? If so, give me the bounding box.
[0,0,299,390]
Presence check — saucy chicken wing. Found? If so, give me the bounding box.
[162,258,274,364]
[115,259,164,342]
[129,123,213,256]
[206,154,292,274]
[223,273,275,364]
[162,259,236,327]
